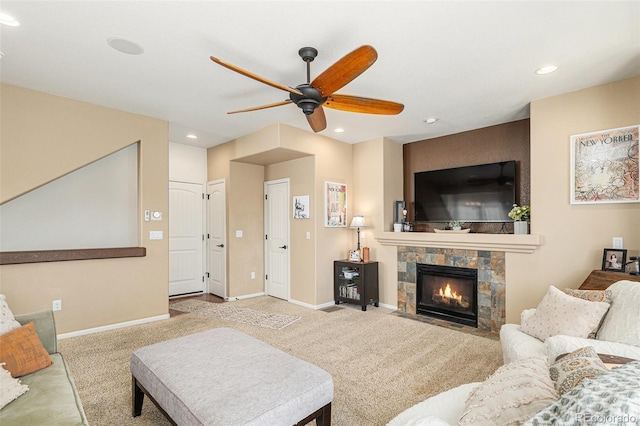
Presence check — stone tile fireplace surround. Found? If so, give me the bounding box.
[376,232,541,333]
[397,247,505,332]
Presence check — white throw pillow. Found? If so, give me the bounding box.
[0,362,29,409]
[0,295,21,336]
[520,286,610,341]
[459,357,557,425]
[596,280,640,346]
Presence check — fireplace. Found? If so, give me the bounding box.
[416,264,478,327]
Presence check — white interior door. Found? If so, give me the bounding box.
[264,179,290,300]
[207,180,227,298]
[169,181,204,296]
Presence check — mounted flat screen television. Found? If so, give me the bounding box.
[414,161,516,223]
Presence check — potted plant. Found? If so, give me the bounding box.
[448,220,464,231]
[508,204,531,234]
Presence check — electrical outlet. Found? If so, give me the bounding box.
[52,300,62,311]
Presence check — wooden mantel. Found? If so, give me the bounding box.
[375,232,541,254]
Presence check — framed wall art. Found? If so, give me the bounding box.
[293,195,310,219]
[570,125,639,204]
[324,181,347,227]
[601,248,627,272]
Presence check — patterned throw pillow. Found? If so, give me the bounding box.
[525,361,640,426]
[551,346,608,395]
[0,362,29,409]
[562,288,612,338]
[520,286,610,341]
[459,357,558,425]
[0,322,53,377]
[0,295,22,335]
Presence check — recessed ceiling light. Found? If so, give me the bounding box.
[0,13,20,27]
[334,128,345,133]
[535,65,558,75]
[186,134,198,139]
[424,117,438,124]
[107,37,144,55]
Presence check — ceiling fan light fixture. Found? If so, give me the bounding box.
[107,37,144,55]
[535,64,558,75]
[424,117,438,124]
[186,133,198,139]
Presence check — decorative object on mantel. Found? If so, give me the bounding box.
[434,228,471,234]
[570,125,639,204]
[508,204,530,235]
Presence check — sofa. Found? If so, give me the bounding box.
[0,308,88,425]
[387,279,640,425]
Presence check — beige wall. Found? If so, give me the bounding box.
[207,123,354,306]
[0,84,169,334]
[352,138,404,307]
[228,161,265,297]
[265,156,316,303]
[506,76,640,322]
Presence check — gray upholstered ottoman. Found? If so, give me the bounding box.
[130,327,333,425]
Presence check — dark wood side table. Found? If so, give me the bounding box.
[579,270,640,290]
[334,260,379,311]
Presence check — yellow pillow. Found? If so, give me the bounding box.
[0,322,53,377]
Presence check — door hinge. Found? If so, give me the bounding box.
[265,274,268,280]
[202,193,205,199]
[207,234,210,239]
[202,234,205,241]
[265,234,268,240]
[265,194,267,200]
[207,194,210,200]
[206,272,210,278]
[202,276,205,282]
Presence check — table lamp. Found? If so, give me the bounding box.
[350,215,367,251]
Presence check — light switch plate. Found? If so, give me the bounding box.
[613,237,623,249]
[236,230,243,238]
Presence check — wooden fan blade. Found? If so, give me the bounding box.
[306,107,327,133]
[210,56,303,96]
[311,45,378,97]
[227,100,292,114]
[324,94,404,115]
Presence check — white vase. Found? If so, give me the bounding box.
[514,221,528,235]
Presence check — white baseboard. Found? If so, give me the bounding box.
[225,292,265,301]
[57,314,170,340]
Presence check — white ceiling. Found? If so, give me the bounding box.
[1,1,638,149]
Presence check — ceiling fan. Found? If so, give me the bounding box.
[210,45,404,133]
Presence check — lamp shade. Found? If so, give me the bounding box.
[350,215,367,229]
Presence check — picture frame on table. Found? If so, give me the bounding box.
[601,248,627,272]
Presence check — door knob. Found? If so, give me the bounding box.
[279,245,287,249]
[216,244,224,248]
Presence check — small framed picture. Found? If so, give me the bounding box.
[601,248,627,271]
[349,250,360,262]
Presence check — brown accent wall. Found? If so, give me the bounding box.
[402,119,530,233]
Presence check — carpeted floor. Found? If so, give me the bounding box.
[59,296,503,426]
[169,299,301,329]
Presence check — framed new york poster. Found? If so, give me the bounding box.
[570,125,639,204]
[324,181,347,227]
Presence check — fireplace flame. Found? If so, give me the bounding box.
[438,283,462,303]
